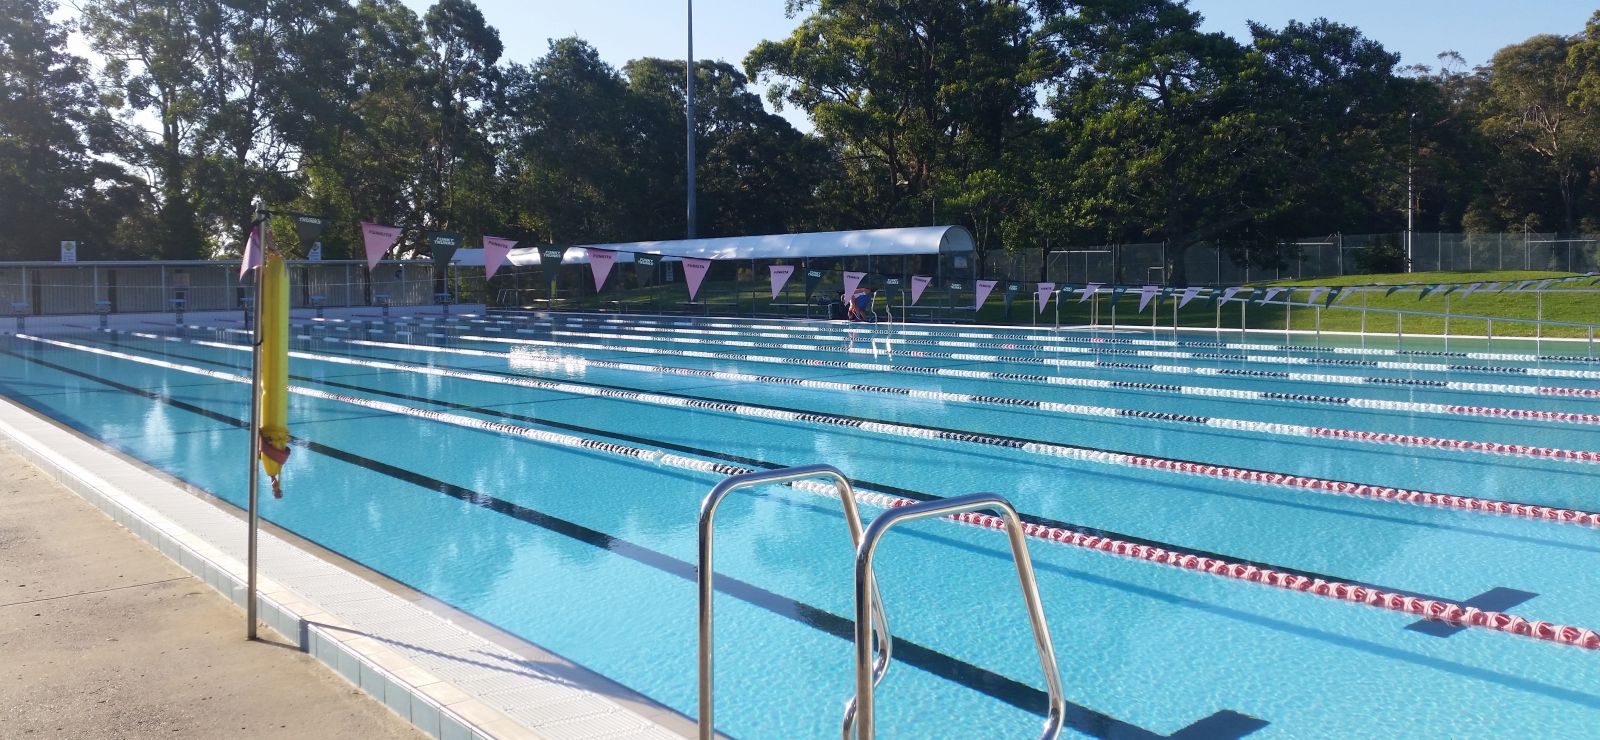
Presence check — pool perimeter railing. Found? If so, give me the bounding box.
[0,260,449,316]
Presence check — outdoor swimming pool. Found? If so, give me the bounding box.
[3,311,1599,738]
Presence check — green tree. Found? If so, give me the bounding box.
[0,0,150,259]
[501,38,644,243]
[625,58,831,238]
[746,0,1041,251]
[1476,34,1595,234]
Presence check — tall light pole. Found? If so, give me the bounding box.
[1406,112,1415,273]
[686,0,697,239]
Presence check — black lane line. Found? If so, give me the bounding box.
[100,333,1475,608]
[277,331,1592,523]
[6,345,1263,739]
[1407,588,1540,638]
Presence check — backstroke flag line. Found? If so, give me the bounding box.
[769,264,795,299]
[974,279,998,310]
[683,258,711,301]
[1037,282,1056,313]
[1137,285,1158,312]
[361,222,403,271]
[843,271,866,297]
[587,248,617,292]
[481,236,516,280]
[1079,283,1102,303]
[240,223,263,278]
[1177,286,1202,308]
[910,275,932,305]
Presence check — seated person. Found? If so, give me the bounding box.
[848,288,875,322]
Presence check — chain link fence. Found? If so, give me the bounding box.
[981,232,1600,286]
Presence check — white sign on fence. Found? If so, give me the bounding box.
[60,241,77,262]
[308,241,323,260]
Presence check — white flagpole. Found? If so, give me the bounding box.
[246,198,265,640]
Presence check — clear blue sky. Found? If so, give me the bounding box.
[428,0,1599,128]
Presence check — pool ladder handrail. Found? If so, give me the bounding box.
[849,493,1065,740]
[697,464,892,740]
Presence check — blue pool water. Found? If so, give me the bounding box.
[3,311,1600,738]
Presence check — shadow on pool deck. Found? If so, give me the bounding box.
[0,445,422,739]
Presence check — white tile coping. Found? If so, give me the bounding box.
[0,395,691,740]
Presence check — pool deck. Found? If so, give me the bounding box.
[0,385,694,739]
[0,445,422,739]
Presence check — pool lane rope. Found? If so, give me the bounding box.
[416,327,1600,426]
[23,333,1600,652]
[218,330,1600,466]
[119,329,1600,528]
[548,320,1600,377]
[326,312,1600,381]
[251,318,1600,425]
[527,327,1600,398]
[523,312,1600,366]
[530,321,1600,382]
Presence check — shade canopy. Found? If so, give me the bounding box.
[578,226,976,260]
[496,247,671,266]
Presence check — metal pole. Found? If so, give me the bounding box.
[853,494,1065,740]
[697,465,888,740]
[1285,292,1292,344]
[245,204,266,641]
[1406,112,1415,273]
[1444,293,1450,351]
[685,0,697,239]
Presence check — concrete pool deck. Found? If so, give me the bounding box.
[0,445,422,738]
[0,388,694,739]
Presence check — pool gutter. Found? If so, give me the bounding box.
[0,394,693,740]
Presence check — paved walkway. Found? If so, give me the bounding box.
[0,445,421,739]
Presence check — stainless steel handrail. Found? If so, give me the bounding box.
[697,464,891,740]
[850,493,1065,739]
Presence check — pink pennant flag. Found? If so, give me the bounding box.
[1177,286,1202,308]
[587,248,617,292]
[1137,285,1159,313]
[1079,283,1103,303]
[843,271,866,297]
[1220,286,1244,304]
[683,257,712,301]
[361,222,404,271]
[910,275,933,305]
[769,265,795,299]
[1459,282,1483,300]
[1037,282,1056,313]
[1260,287,1285,304]
[240,224,264,279]
[974,280,998,310]
[482,236,517,280]
[1305,287,1327,306]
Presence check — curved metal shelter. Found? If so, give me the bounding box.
[575,225,975,260]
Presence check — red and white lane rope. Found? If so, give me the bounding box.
[217,321,1600,426]
[533,320,1600,381]
[130,330,1600,528]
[23,333,1600,651]
[349,312,1594,379]
[507,326,1600,399]
[230,331,1600,465]
[460,328,1600,413]
[529,312,1600,366]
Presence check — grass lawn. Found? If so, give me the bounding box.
[966,270,1600,338]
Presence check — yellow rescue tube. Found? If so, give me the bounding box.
[258,253,291,497]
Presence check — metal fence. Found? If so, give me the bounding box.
[981,232,1600,286]
[0,260,452,316]
[483,253,986,321]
